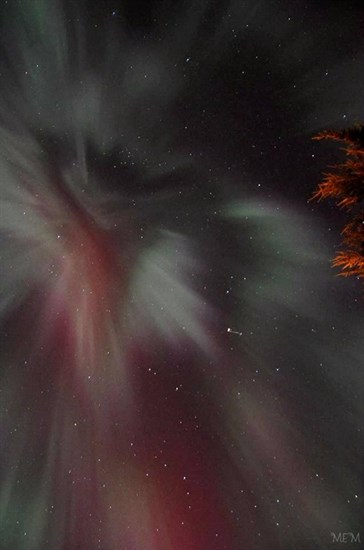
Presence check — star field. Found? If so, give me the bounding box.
[0,1,363,549]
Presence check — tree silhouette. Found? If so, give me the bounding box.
[312,125,364,279]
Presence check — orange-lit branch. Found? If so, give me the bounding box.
[312,124,364,283]
[332,251,364,278]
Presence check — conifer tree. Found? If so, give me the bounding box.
[312,125,364,279]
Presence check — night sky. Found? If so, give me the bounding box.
[0,1,363,549]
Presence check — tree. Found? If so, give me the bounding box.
[312,125,364,279]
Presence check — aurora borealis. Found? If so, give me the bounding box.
[0,1,363,549]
